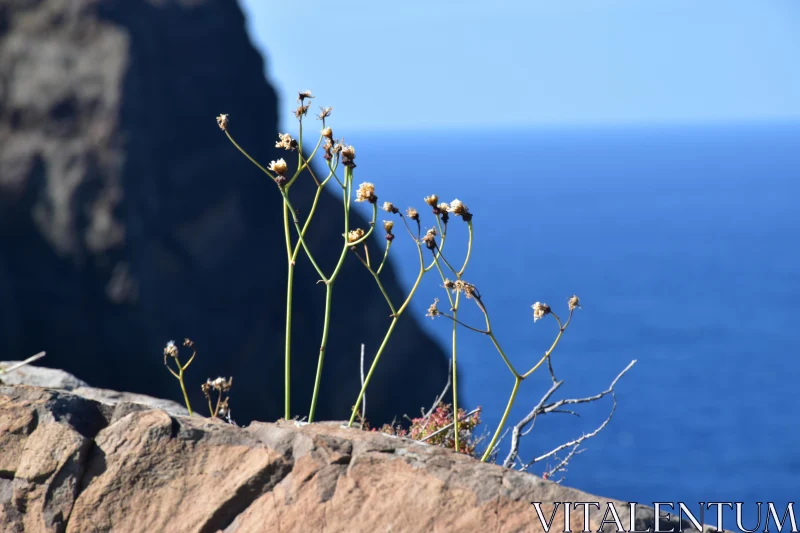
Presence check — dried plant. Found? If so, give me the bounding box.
[163,338,197,416]
[202,376,233,419]
[213,90,632,465]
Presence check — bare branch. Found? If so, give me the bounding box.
[421,357,452,432]
[0,351,46,375]
[502,359,636,470]
[523,390,617,472]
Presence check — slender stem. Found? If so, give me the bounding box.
[438,312,487,334]
[480,377,521,462]
[307,167,354,422]
[377,240,392,275]
[347,316,399,427]
[178,367,193,416]
[281,191,327,281]
[452,290,461,452]
[347,241,427,427]
[458,220,474,277]
[284,263,294,419]
[308,284,334,422]
[523,318,566,378]
[224,131,276,180]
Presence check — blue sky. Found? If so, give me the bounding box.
[241,0,800,132]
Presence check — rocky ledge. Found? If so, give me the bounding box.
[1,367,705,533]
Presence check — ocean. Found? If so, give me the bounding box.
[344,121,800,521]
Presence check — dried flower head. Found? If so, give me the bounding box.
[164,340,179,359]
[298,90,314,103]
[275,133,297,151]
[216,114,229,131]
[424,195,439,207]
[317,106,333,120]
[453,279,478,299]
[383,220,394,233]
[422,228,438,250]
[268,158,288,175]
[183,338,194,348]
[406,207,419,221]
[323,139,334,161]
[294,104,310,119]
[348,228,365,243]
[341,145,356,168]
[568,295,581,311]
[383,201,399,214]
[532,302,551,322]
[449,199,473,221]
[321,126,333,139]
[355,182,377,203]
[426,298,441,319]
[443,279,456,290]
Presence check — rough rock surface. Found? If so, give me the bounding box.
[0,383,711,533]
[0,0,449,424]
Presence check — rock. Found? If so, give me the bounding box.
[0,0,449,425]
[0,361,188,416]
[0,383,716,533]
[0,362,87,390]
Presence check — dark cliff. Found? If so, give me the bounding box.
[0,0,449,424]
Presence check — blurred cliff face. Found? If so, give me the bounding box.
[0,0,448,424]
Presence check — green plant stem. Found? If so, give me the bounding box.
[348,240,427,427]
[284,262,294,419]
[452,290,461,452]
[458,221,473,277]
[178,368,192,416]
[308,283,334,422]
[522,315,567,378]
[377,240,391,275]
[307,168,356,422]
[480,376,520,462]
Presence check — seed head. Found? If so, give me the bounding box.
[406,207,419,221]
[341,145,356,168]
[426,298,441,319]
[216,114,229,131]
[317,106,333,120]
[275,133,297,151]
[453,279,478,299]
[437,202,450,213]
[164,340,178,359]
[568,295,581,311]
[321,127,333,139]
[348,228,365,243]
[422,228,437,250]
[532,302,551,322]
[298,90,314,103]
[449,199,473,221]
[443,279,456,290]
[268,158,288,175]
[294,104,310,119]
[323,139,334,161]
[355,182,377,203]
[383,201,399,214]
[424,195,439,207]
[383,220,394,233]
[183,338,194,348]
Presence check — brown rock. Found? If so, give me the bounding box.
[1,383,711,533]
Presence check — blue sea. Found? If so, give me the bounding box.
[346,121,800,525]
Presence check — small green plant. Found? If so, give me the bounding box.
[377,403,483,457]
